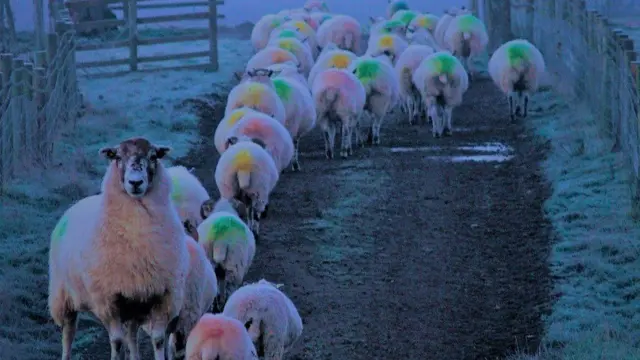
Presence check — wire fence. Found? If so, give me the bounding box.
[475,0,640,217]
[0,28,82,190]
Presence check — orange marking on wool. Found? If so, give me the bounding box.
[329,53,351,68]
[379,35,393,48]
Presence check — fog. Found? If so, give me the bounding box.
[15,0,467,32]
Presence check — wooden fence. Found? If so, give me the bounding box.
[0,24,81,189]
[64,0,225,76]
[473,0,640,216]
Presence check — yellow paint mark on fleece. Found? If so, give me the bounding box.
[294,21,309,33]
[379,35,394,48]
[278,39,296,52]
[329,53,351,68]
[241,84,265,106]
[228,109,247,127]
[272,50,291,63]
[51,216,68,243]
[232,149,254,171]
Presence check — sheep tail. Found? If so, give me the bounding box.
[321,86,340,110]
[237,170,251,190]
[344,32,354,50]
[213,243,227,265]
[438,74,448,84]
[200,339,218,359]
[462,32,471,40]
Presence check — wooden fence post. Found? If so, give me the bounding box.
[128,0,138,71]
[208,0,219,71]
[10,58,23,170]
[0,53,11,189]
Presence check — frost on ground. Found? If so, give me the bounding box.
[0,37,252,360]
[507,89,640,359]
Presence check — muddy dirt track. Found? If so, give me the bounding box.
[79,78,552,359]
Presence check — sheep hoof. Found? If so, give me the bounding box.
[347,147,353,155]
[340,150,348,158]
[325,150,333,159]
[433,132,440,138]
[443,128,452,137]
[373,136,380,145]
[291,162,301,171]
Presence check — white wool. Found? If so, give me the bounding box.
[185,314,258,360]
[406,27,440,49]
[223,280,303,360]
[266,37,314,77]
[348,55,400,146]
[273,20,320,59]
[443,14,489,69]
[266,61,309,88]
[312,68,366,158]
[251,14,290,51]
[214,141,279,236]
[412,51,469,137]
[307,48,357,87]
[226,112,294,172]
[365,33,409,66]
[488,39,546,119]
[167,166,210,228]
[315,14,362,54]
[197,207,256,311]
[270,73,317,171]
[433,13,454,50]
[225,79,287,125]
[368,18,407,38]
[307,12,333,31]
[214,107,260,155]
[169,235,218,359]
[394,44,436,124]
[245,46,300,74]
[386,0,410,19]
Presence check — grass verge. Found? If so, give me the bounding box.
[0,37,251,360]
[506,87,640,359]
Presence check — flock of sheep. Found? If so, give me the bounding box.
[46,1,547,360]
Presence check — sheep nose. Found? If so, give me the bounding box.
[129,179,143,188]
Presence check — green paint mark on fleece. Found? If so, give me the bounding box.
[382,20,404,33]
[278,29,297,38]
[207,215,246,242]
[506,42,530,67]
[429,53,457,75]
[51,216,68,242]
[354,60,380,85]
[399,11,417,25]
[391,1,409,13]
[170,175,182,202]
[273,78,292,101]
[456,14,479,32]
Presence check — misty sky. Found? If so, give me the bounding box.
[15,0,467,32]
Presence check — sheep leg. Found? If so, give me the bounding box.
[523,93,529,118]
[323,125,336,159]
[508,93,515,121]
[124,322,141,360]
[61,311,78,360]
[263,340,286,360]
[105,319,126,360]
[340,121,351,158]
[291,137,301,171]
[443,108,453,136]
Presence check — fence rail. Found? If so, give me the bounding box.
[0,25,82,189]
[474,0,640,216]
[65,0,225,76]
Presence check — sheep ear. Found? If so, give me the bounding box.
[233,71,243,81]
[183,220,199,241]
[99,146,118,160]
[244,318,253,330]
[200,199,215,220]
[226,136,239,148]
[154,146,171,159]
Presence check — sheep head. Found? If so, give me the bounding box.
[183,219,199,241]
[200,198,248,221]
[241,68,275,85]
[99,137,171,198]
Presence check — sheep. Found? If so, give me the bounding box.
[245,46,300,75]
[270,68,317,171]
[311,68,366,159]
[394,44,436,125]
[316,14,363,54]
[197,198,256,312]
[488,39,546,121]
[223,279,303,360]
[185,313,258,360]
[368,18,406,38]
[274,20,319,59]
[167,165,210,229]
[168,235,218,360]
[251,14,291,51]
[349,55,400,146]
[214,140,279,239]
[304,0,329,12]
[307,48,357,87]
[365,32,409,66]
[433,6,471,50]
[390,9,419,28]
[215,107,260,155]
[225,112,294,173]
[266,37,314,77]
[386,0,410,19]
[412,51,469,137]
[443,13,489,78]
[408,13,440,34]
[48,137,190,360]
[266,61,309,88]
[226,68,287,125]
